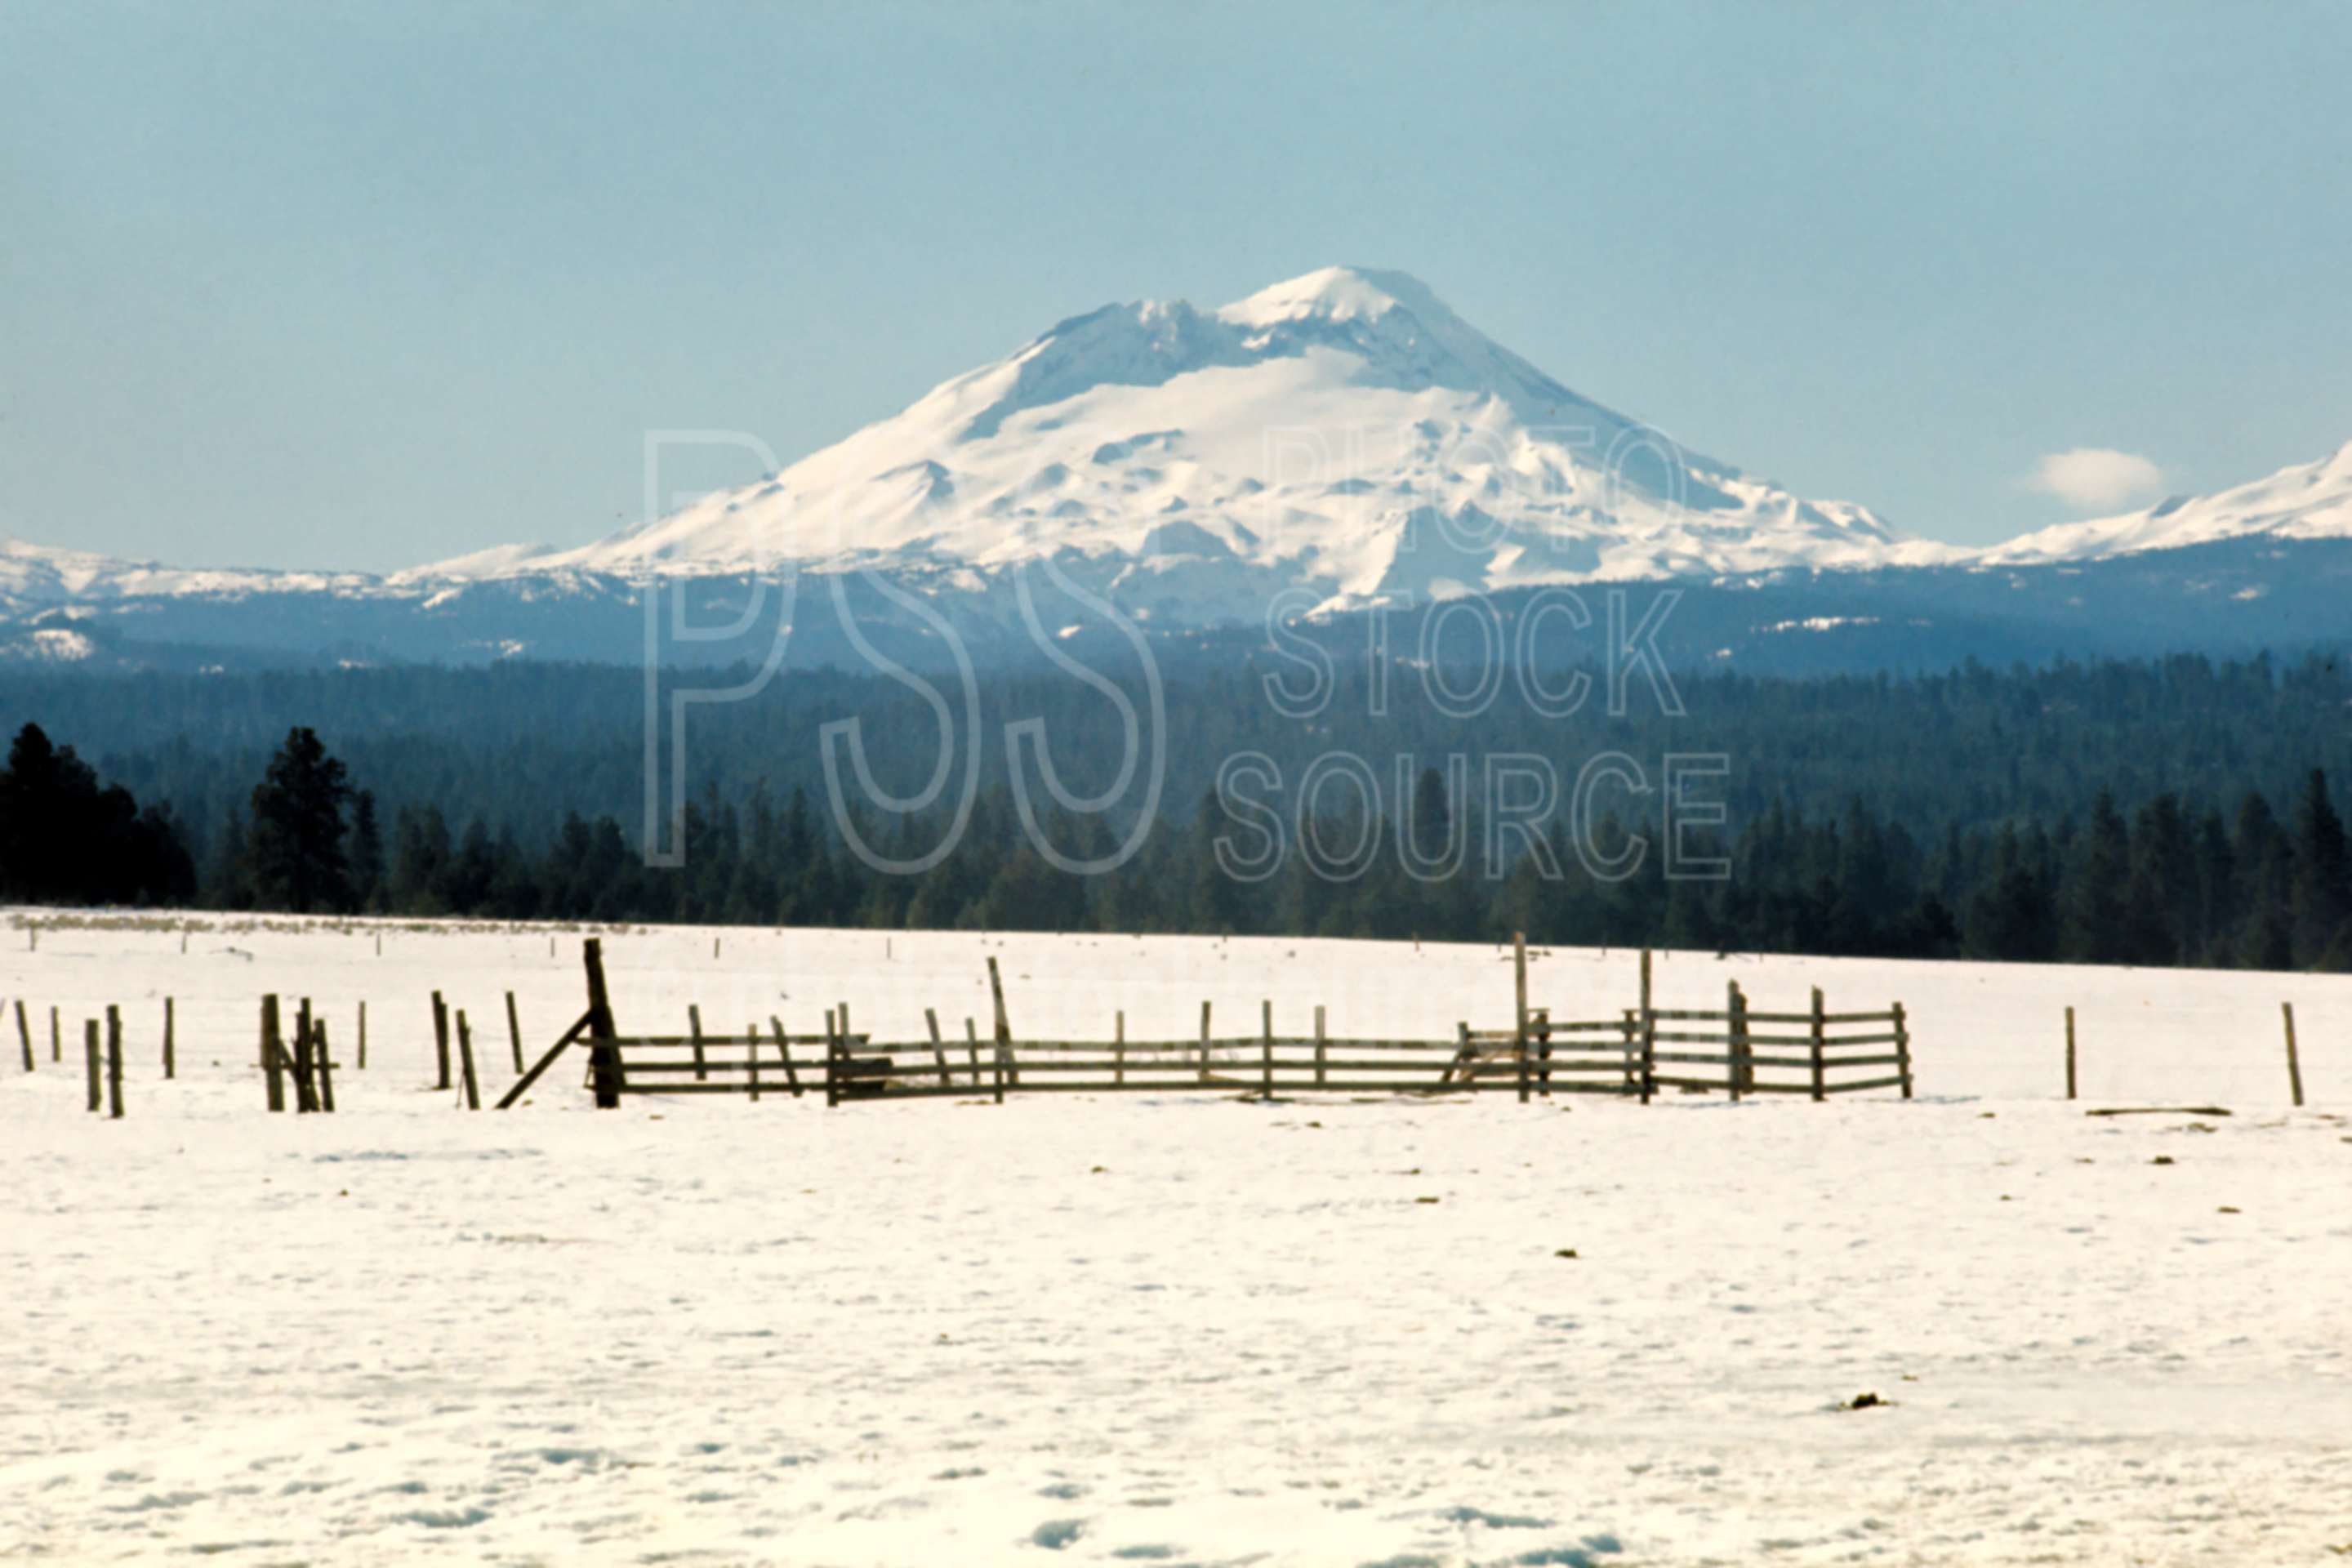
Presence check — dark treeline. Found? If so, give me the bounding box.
[14,648,2352,862]
[8,648,2352,969]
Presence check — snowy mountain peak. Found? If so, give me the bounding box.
[1217,265,1446,328]
[420,265,1945,615]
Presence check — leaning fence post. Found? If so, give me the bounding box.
[964,1018,982,1086]
[314,1021,336,1113]
[769,1017,803,1097]
[1261,1000,1274,1098]
[2283,1001,2305,1107]
[1893,1001,1913,1099]
[84,1019,101,1112]
[688,1004,708,1082]
[14,999,29,1073]
[506,991,524,1075]
[1809,986,1826,1102]
[261,995,285,1112]
[1638,948,1655,1106]
[105,1007,123,1119]
[163,997,175,1080]
[431,991,452,1090]
[926,1008,951,1087]
[1726,979,1748,1103]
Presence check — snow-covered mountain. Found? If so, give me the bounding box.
[1984,440,2352,565]
[7,267,2352,671]
[412,265,1957,617]
[0,536,369,606]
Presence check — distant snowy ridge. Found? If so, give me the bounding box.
[1984,439,2352,564]
[0,536,373,604]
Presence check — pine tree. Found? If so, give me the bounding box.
[2063,791,2131,964]
[349,791,385,912]
[246,728,354,914]
[2290,768,2351,964]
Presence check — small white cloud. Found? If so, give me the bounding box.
[2025,448,2165,513]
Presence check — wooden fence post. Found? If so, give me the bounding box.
[1809,986,1826,1102]
[926,1008,951,1087]
[823,1009,840,1108]
[1452,1020,1471,1088]
[2283,1001,2305,1107]
[746,1019,761,1102]
[14,999,29,1072]
[1315,1005,1327,1088]
[292,999,319,1113]
[506,991,524,1074]
[688,1004,708,1082]
[991,1040,1007,1105]
[51,1004,60,1062]
[1638,947,1655,1106]
[314,1021,336,1113]
[768,1017,804,1097]
[163,997,175,1080]
[105,1007,123,1119]
[84,1019,101,1112]
[1198,1000,1212,1084]
[1893,1001,1913,1099]
[261,995,285,1112]
[1533,1006,1553,1098]
[985,960,1014,1088]
[1726,979,1748,1103]
[964,1018,982,1087]
[358,1000,368,1071]
[582,938,622,1109]
[1114,1010,1125,1089]
[1261,1000,1274,1098]
[2065,1005,2077,1100]
[431,991,452,1090]
[1514,931,1531,1105]
[455,1010,481,1110]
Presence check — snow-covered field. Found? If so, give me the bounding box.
[3,912,2347,1565]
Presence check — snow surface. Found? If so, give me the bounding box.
[3,911,2348,1564]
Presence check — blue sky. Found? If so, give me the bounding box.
[5,0,2350,572]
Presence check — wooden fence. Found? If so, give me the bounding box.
[494,938,1914,1109]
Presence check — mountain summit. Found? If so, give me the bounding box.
[430,266,1951,618]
